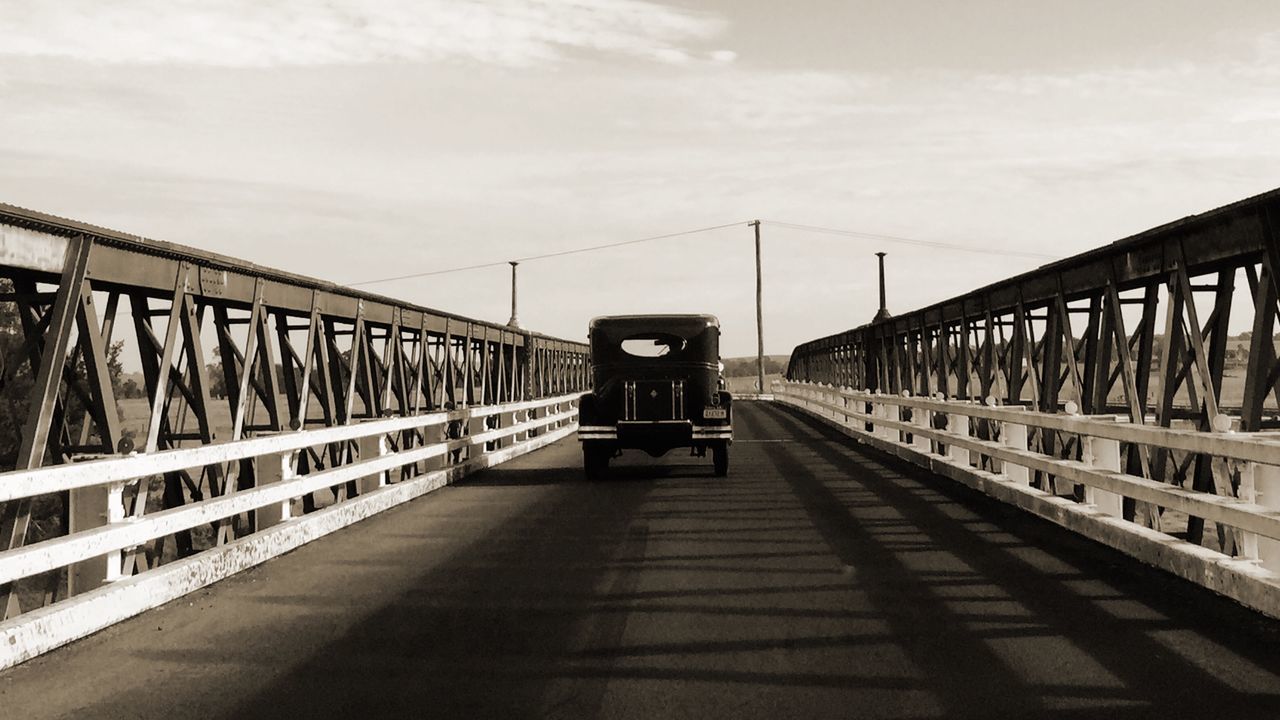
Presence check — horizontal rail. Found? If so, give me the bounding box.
[0,396,572,502]
[785,188,1280,458]
[0,406,576,586]
[787,386,1280,541]
[0,203,590,622]
[0,392,581,669]
[811,388,1280,469]
[774,380,1280,617]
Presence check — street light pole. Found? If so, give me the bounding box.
[750,220,764,393]
[873,252,892,323]
[507,261,520,328]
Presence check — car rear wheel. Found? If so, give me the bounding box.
[583,443,610,480]
[712,442,729,477]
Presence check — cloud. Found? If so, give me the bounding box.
[0,0,726,68]
[708,50,737,64]
[632,70,886,132]
[653,48,691,64]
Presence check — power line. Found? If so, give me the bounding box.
[345,217,1057,287]
[762,220,1058,261]
[347,221,750,286]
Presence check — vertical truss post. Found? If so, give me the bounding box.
[1104,273,1158,526]
[1085,294,1112,414]
[0,236,92,617]
[1242,262,1280,431]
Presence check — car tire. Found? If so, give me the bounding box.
[584,443,610,480]
[712,442,729,477]
[578,393,598,426]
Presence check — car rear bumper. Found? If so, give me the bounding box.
[579,421,733,444]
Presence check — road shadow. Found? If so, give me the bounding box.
[746,401,1280,718]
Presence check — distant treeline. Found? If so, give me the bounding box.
[722,355,790,377]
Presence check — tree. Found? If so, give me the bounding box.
[207,361,228,399]
[0,279,31,468]
[0,279,132,468]
[121,377,143,400]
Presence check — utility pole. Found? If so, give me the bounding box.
[751,220,765,393]
[507,261,520,328]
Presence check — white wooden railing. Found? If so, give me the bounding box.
[0,393,580,670]
[774,380,1280,618]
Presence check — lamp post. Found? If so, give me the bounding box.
[507,261,520,328]
[873,252,892,323]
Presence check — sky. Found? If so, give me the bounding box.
[1,1,1279,358]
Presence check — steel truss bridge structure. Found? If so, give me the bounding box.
[786,188,1280,613]
[2,193,1280,714]
[0,204,587,663]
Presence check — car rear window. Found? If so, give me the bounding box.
[620,333,687,358]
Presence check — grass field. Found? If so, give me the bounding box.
[116,395,280,444]
[725,373,783,395]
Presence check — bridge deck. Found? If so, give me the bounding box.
[4,402,1280,718]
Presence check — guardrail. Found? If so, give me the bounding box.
[0,392,580,670]
[0,203,589,623]
[774,380,1280,618]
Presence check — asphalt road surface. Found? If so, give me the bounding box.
[4,402,1280,719]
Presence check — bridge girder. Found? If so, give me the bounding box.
[0,205,588,618]
[787,187,1280,549]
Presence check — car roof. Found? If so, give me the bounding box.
[589,314,720,330]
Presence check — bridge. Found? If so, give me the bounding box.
[2,192,1280,716]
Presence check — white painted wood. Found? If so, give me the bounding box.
[948,412,970,466]
[912,407,931,453]
[1088,436,1125,519]
[0,422,576,671]
[0,393,585,502]
[774,385,1280,542]
[0,403,577,586]
[68,482,117,594]
[778,381,1280,467]
[1002,422,1028,485]
[1256,463,1280,573]
[357,433,390,495]
[256,451,296,529]
[775,389,1280,621]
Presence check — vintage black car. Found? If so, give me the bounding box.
[577,314,732,478]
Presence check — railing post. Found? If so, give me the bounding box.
[358,433,389,494]
[1002,420,1028,484]
[68,480,126,594]
[492,404,512,450]
[514,406,529,443]
[869,395,883,438]
[911,402,930,453]
[1252,463,1280,572]
[528,402,543,438]
[1237,461,1260,563]
[877,396,893,441]
[255,450,297,529]
[948,407,970,466]
[1085,435,1124,518]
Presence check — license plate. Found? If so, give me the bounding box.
[703,407,728,420]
